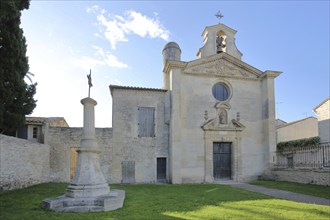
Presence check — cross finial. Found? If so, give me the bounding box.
[215,10,224,24]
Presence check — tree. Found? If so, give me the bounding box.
[0,0,37,136]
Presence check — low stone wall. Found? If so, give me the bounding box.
[0,134,50,191]
[271,168,330,186]
[47,127,112,183]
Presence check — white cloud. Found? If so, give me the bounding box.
[95,14,128,49]
[73,56,105,71]
[88,6,170,49]
[122,11,169,41]
[93,46,128,68]
[86,5,100,14]
[73,46,128,71]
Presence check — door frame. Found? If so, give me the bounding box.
[204,131,242,182]
[213,142,232,180]
[156,157,167,183]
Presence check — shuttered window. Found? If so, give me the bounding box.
[138,107,155,137]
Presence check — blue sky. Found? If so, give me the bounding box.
[21,1,329,127]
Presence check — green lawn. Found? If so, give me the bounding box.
[250,180,330,199]
[0,183,329,220]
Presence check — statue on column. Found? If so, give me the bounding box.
[87,69,93,97]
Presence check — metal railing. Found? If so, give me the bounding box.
[275,142,330,168]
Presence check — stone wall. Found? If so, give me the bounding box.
[271,168,330,186]
[111,88,169,183]
[314,98,330,143]
[165,65,277,183]
[276,117,318,143]
[47,127,112,183]
[0,134,50,191]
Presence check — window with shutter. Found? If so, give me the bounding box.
[138,107,155,137]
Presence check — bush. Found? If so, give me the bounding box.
[277,136,320,151]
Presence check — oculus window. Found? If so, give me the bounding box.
[212,83,229,101]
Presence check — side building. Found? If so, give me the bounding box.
[314,97,330,143]
[276,117,318,143]
[110,86,169,183]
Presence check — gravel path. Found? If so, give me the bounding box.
[215,181,330,206]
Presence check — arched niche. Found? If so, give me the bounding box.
[216,30,227,53]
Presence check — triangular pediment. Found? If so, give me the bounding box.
[183,53,262,80]
[202,118,245,131]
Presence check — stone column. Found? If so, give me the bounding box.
[65,97,110,197]
[42,97,125,212]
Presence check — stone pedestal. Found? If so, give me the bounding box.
[42,97,125,212]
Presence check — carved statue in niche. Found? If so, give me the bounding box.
[218,109,227,124]
[216,35,226,54]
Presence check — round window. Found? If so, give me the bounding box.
[212,83,229,101]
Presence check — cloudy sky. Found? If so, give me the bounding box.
[21,1,329,127]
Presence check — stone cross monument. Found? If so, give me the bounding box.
[42,73,125,212]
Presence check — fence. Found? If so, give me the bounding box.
[275,142,330,168]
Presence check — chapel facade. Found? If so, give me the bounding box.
[109,22,281,184]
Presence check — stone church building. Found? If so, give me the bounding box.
[109,22,281,184]
[1,22,282,190]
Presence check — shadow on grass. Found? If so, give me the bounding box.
[1,183,329,220]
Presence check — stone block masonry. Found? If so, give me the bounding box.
[47,127,113,183]
[272,168,330,186]
[0,134,50,191]
[42,97,125,212]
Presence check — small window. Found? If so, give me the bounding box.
[32,127,38,139]
[212,83,229,101]
[138,107,155,137]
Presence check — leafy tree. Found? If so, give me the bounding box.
[0,0,37,136]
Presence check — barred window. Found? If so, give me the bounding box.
[138,107,155,137]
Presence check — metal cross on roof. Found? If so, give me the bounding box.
[215,11,224,23]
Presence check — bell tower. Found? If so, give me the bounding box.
[196,12,242,60]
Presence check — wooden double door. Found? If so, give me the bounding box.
[213,142,232,180]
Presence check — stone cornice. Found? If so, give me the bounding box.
[109,85,167,96]
[163,60,187,74]
[259,70,282,79]
[313,97,330,112]
[201,23,238,37]
[183,71,260,81]
[202,119,245,131]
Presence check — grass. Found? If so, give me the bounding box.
[0,183,329,220]
[250,180,330,199]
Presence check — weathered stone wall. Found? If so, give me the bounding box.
[276,117,318,143]
[271,168,330,186]
[111,88,169,183]
[314,99,330,143]
[47,127,112,183]
[166,65,277,183]
[0,134,50,191]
